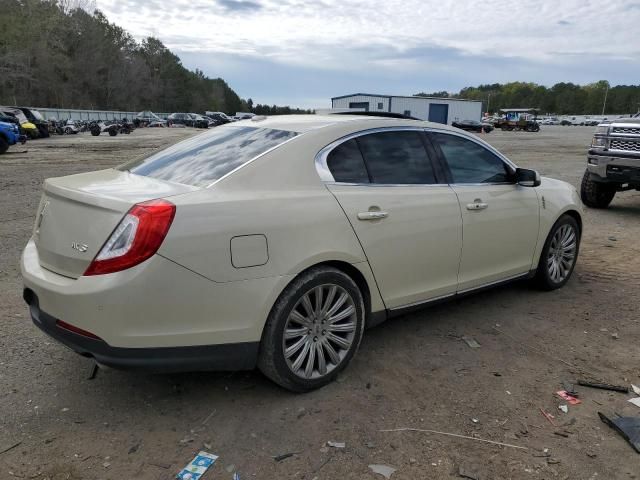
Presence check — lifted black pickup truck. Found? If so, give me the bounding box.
[581,113,640,208]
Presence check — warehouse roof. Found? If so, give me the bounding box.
[331,93,482,103]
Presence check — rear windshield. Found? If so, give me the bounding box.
[119,126,297,187]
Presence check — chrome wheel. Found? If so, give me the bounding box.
[547,224,577,283]
[283,284,357,379]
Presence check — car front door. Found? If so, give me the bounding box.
[429,131,540,292]
[319,128,462,309]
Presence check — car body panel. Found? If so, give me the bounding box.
[452,184,540,291]
[33,170,198,278]
[327,184,462,308]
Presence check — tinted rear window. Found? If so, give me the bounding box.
[119,127,297,187]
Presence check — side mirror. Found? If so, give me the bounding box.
[516,168,541,187]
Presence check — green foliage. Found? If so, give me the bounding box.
[0,0,246,114]
[428,81,640,115]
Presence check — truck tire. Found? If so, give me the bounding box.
[580,170,616,209]
[0,137,8,154]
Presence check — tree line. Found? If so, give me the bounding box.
[416,81,640,115]
[0,0,308,116]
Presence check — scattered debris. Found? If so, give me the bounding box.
[598,412,640,453]
[369,464,397,479]
[0,441,21,456]
[562,382,578,397]
[611,332,619,340]
[103,462,111,468]
[577,380,629,393]
[380,427,527,450]
[233,474,240,480]
[148,461,171,469]
[273,451,301,462]
[539,408,557,427]
[88,362,99,380]
[201,409,217,425]
[628,398,640,409]
[458,465,481,479]
[557,390,581,405]
[632,385,640,396]
[608,236,617,241]
[554,431,570,438]
[128,443,140,454]
[558,405,568,414]
[176,451,219,479]
[327,441,345,448]
[462,336,481,349]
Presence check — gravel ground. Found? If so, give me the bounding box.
[1,125,639,480]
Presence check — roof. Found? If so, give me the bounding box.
[499,108,540,113]
[331,93,482,103]
[229,114,458,134]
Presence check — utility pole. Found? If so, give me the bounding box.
[601,85,609,116]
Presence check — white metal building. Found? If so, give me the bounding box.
[331,93,483,125]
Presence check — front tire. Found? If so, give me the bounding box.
[580,170,615,208]
[534,215,580,290]
[0,137,8,154]
[258,266,365,392]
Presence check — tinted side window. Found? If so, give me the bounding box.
[356,131,435,184]
[326,139,369,183]
[431,133,512,184]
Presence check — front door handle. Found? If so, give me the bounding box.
[466,199,488,211]
[357,211,388,221]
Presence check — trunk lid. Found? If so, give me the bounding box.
[34,169,197,278]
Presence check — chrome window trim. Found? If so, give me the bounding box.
[314,126,518,186]
[314,126,439,185]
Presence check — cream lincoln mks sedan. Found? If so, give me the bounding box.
[21,115,582,391]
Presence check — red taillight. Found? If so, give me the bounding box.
[84,199,176,276]
[56,320,103,340]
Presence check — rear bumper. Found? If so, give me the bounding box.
[24,288,259,372]
[587,152,640,183]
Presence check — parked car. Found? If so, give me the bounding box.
[205,111,233,124]
[0,107,40,138]
[452,119,494,133]
[21,115,582,392]
[0,120,26,154]
[62,119,79,134]
[16,107,50,138]
[190,114,210,129]
[134,111,166,128]
[167,113,194,127]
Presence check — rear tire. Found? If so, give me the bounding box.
[108,128,117,137]
[258,266,365,392]
[534,215,580,291]
[580,170,615,208]
[0,137,8,154]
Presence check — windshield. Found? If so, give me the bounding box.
[31,110,44,121]
[119,126,297,187]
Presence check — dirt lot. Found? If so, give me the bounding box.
[1,126,639,479]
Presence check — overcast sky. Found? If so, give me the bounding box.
[97,0,640,108]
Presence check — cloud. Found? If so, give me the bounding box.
[216,0,263,12]
[95,0,640,107]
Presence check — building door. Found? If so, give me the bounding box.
[349,102,369,111]
[428,104,449,124]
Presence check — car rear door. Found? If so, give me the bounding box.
[320,128,462,310]
[428,130,540,292]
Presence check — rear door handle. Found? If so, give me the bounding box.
[357,211,388,220]
[466,200,488,211]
